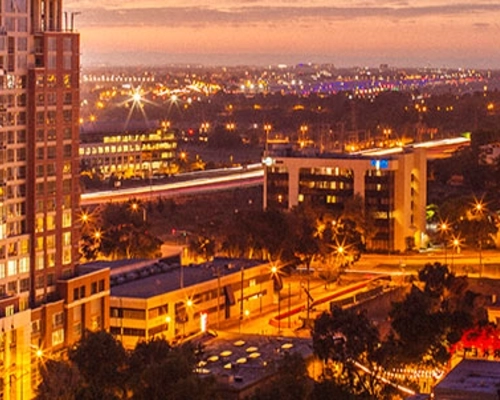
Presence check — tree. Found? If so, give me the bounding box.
[386,263,487,367]
[97,201,162,259]
[36,359,82,400]
[287,206,321,271]
[251,353,312,400]
[68,330,129,400]
[37,334,219,400]
[129,340,218,400]
[312,307,393,399]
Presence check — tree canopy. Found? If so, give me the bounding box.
[36,332,219,400]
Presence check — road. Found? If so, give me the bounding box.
[81,166,264,205]
[80,136,467,206]
[215,248,500,339]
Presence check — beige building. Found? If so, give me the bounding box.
[263,148,427,252]
[84,258,277,349]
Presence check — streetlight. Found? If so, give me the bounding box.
[264,123,272,154]
[450,235,462,272]
[472,199,487,277]
[439,221,449,265]
[270,263,283,334]
[131,201,147,222]
[93,230,102,241]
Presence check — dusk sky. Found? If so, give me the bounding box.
[65,1,500,68]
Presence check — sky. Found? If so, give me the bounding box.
[65,0,500,69]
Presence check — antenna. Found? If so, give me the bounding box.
[70,12,81,32]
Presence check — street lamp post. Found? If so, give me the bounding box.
[131,202,147,222]
[264,123,272,154]
[473,200,486,277]
[451,236,461,272]
[277,288,281,334]
[439,222,449,265]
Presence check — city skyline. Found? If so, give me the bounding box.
[66,0,500,68]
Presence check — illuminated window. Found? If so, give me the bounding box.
[46,235,55,249]
[326,195,337,204]
[7,260,16,276]
[47,252,56,268]
[298,194,304,202]
[0,264,5,279]
[5,305,14,317]
[63,74,71,88]
[47,215,55,230]
[63,248,71,264]
[62,211,71,228]
[36,255,44,270]
[63,232,71,246]
[19,257,28,274]
[52,328,64,346]
[47,74,56,87]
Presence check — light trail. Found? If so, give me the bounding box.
[81,166,264,205]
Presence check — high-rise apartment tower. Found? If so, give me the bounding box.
[0,2,109,398]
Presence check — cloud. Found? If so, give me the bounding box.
[66,3,500,29]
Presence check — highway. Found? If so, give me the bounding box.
[81,164,264,205]
[80,136,468,205]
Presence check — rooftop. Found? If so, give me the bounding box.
[434,359,500,398]
[106,257,264,299]
[195,333,314,392]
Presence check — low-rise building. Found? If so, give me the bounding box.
[433,359,500,400]
[85,257,277,349]
[197,333,319,400]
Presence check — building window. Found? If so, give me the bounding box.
[6,282,17,298]
[20,278,29,292]
[52,312,64,327]
[32,320,41,335]
[7,260,16,277]
[52,328,64,346]
[73,323,82,338]
[62,212,71,228]
[19,258,28,274]
[63,248,71,264]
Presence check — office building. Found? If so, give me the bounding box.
[0,1,109,398]
[79,120,178,179]
[81,257,277,349]
[263,148,427,252]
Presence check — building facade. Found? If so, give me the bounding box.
[0,1,109,398]
[263,148,427,252]
[95,257,277,349]
[79,121,178,179]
